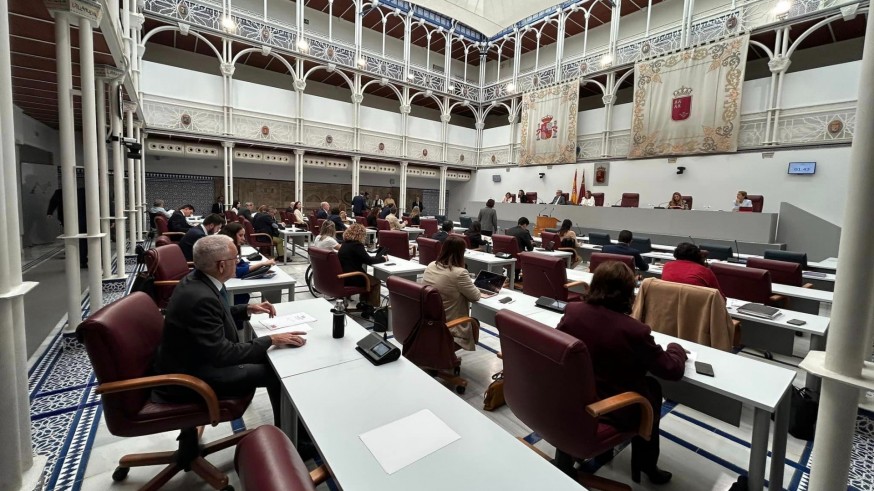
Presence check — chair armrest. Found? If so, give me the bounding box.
[97,374,221,425]
[337,271,371,290]
[558,247,577,254]
[310,465,329,486]
[769,294,786,304]
[564,280,588,289]
[802,283,814,289]
[446,316,480,330]
[586,391,654,441]
[153,280,181,286]
[162,232,185,237]
[249,233,273,241]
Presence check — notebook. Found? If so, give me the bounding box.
[737,303,781,319]
[473,270,506,298]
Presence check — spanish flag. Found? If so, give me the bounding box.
[570,170,578,204]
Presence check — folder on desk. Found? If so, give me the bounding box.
[737,303,781,319]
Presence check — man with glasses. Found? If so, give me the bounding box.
[152,234,306,427]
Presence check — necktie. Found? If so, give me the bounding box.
[219,286,231,308]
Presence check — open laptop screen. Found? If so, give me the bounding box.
[473,270,506,295]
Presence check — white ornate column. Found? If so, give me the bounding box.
[399,161,408,213]
[95,66,122,277]
[134,124,144,240]
[1,0,39,486]
[351,156,361,200]
[601,92,616,157]
[801,10,874,489]
[400,98,411,158]
[294,77,305,145]
[111,81,127,278]
[351,89,363,153]
[124,101,137,252]
[47,4,83,332]
[294,149,305,204]
[440,112,451,164]
[221,141,234,204]
[438,166,448,216]
[767,41,791,144]
[140,130,148,234]
[78,3,105,312]
[474,121,485,166]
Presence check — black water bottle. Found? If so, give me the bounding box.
[332,299,345,338]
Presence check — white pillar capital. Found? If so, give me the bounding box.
[351,93,364,104]
[123,101,137,113]
[130,12,145,31]
[475,122,485,130]
[294,79,307,91]
[220,63,236,77]
[294,149,306,156]
[602,94,616,106]
[44,0,103,23]
[440,113,451,123]
[221,141,235,148]
[768,56,791,74]
[399,104,411,114]
[351,156,361,163]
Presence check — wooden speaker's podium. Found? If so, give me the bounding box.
[534,215,558,237]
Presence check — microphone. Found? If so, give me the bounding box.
[654,201,670,209]
[550,206,555,217]
[539,203,549,216]
[728,239,743,263]
[688,235,697,246]
[612,197,623,207]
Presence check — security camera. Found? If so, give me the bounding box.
[538,173,545,178]
[676,166,686,175]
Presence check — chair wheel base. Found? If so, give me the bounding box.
[456,385,466,394]
[112,466,130,482]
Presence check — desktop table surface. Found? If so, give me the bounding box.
[225,264,296,292]
[282,357,582,491]
[370,255,427,275]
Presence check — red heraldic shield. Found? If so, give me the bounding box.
[671,86,693,121]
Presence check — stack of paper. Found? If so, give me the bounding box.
[258,312,317,333]
[359,409,461,474]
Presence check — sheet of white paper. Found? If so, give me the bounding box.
[262,323,313,335]
[658,343,698,364]
[258,312,317,330]
[359,409,461,475]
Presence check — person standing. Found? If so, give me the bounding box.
[477,199,497,236]
[410,195,423,214]
[383,193,396,210]
[352,192,367,217]
[211,195,225,214]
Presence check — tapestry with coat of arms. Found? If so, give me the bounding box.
[628,34,749,158]
[519,81,579,165]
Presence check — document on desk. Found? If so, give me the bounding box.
[657,343,697,364]
[258,312,317,331]
[359,409,461,474]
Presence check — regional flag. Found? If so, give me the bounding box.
[578,172,586,203]
[570,170,578,204]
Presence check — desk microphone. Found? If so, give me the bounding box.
[727,239,743,263]
[539,203,549,216]
[612,197,623,207]
[550,206,555,217]
[688,235,697,246]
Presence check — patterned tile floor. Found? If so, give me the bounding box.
[26,247,874,490]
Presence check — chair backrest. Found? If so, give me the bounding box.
[378,230,411,260]
[420,218,438,237]
[386,276,457,370]
[699,243,733,261]
[587,232,611,246]
[746,257,803,287]
[225,210,238,222]
[148,212,159,229]
[711,263,773,303]
[525,192,538,203]
[589,252,634,273]
[316,218,326,230]
[492,234,520,258]
[145,244,190,308]
[458,216,472,228]
[681,195,693,210]
[154,235,173,248]
[630,237,652,254]
[307,217,320,235]
[154,215,170,235]
[748,195,764,213]
[540,231,559,250]
[450,233,472,249]
[518,252,571,301]
[416,237,442,265]
[763,249,808,269]
[355,216,368,227]
[561,193,570,203]
[76,292,165,435]
[376,218,390,231]
[620,193,639,208]
[308,247,351,298]
[591,192,604,206]
[234,425,316,491]
[496,309,614,458]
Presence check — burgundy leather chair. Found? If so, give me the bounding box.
[242,218,274,256]
[748,195,764,213]
[144,244,191,309]
[711,263,783,306]
[492,234,523,282]
[495,309,653,487]
[518,252,586,301]
[561,193,570,203]
[745,257,810,308]
[417,237,441,265]
[387,276,475,393]
[307,216,320,235]
[540,231,578,264]
[154,215,184,242]
[420,218,439,238]
[224,210,238,222]
[450,232,472,249]
[77,293,254,490]
[681,195,693,210]
[355,216,368,227]
[308,246,371,301]
[589,252,634,273]
[378,230,412,260]
[591,193,605,207]
[234,425,327,491]
[525,192,538,204]
[620,193,640,208]
[153,235,173,248]
[376,218,390,231]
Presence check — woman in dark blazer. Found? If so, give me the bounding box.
[338,224,386,314]
[556,261,687,485]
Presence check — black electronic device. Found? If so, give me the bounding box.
[694,361,715,377]
[498,296,514,304]
[495,252,511,259]
[787,319,807,326]
[356,332,401,366]
[383,262,396,266]
[473,270,506,297]
[535,296,567,313]
[241,265,274,280]
[700,243,733,261]
[737,303,781,319]
[246,252,263,261]
[588,232,611,246]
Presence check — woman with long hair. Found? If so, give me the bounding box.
[557,262,686,485]
[668,192,687,210]
[312,220,340,250]
[557,219,582,268]
[408,206,421,226]
[423,236,480,350]
[218,222,276,304]
[290,201,305,225]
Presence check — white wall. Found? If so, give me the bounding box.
[141,61,223,106]
[14,107,60,159]
[451,146,849,226]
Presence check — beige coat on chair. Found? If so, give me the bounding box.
[631,278,736,351]
[423,262,481,350]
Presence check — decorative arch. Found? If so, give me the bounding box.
[230,47,299,85]
[142,25,224,63]
[302,65,355,90]
[360,79,404,101]
[408,91,445,113]
[785,10,867,59]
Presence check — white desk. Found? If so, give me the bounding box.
[565,269,593,294]
[807,257,838,273]
[279,228,312,261]
[401,227,424,240]
[532,248,574,267]
[472,292,794,491]
[281,357,581,491]
[471,289,542,326]
[464,250,517,289]
[225,265,296,302]
[370,256,426,282]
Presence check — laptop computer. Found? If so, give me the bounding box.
[737,303,781,319]
[473,270,506,298]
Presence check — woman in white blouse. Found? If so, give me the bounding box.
[580,190,596,207]
[291,201,306,225]
[312,220,340,250]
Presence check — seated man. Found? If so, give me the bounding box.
[316,201,330,220]
[179,213,225,261]
[505,217,534,252]
[152,234,307,426]
[149,199,173,218]
[168,204,195,232]
[602,229,649,272]
[239,202,255,222]
[253,206,286,260]
[431,220,453,243]
[328,207,347,232]
[379,205,393,219]
[386,207,407,230]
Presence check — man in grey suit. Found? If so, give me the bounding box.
[477,199,498,236]
[153,234,307,425]
[550,189,568,205]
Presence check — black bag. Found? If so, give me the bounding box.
[246,252,263,261]
[371,306,389,333]
[131,271,155,298]
[135,245,147,264]
[788,386,818,440]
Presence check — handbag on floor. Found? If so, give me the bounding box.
[788,386,818,440]
[483,371,505,411]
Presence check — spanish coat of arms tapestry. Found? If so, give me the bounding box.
[628,34,749,158]
[520,81,580,165]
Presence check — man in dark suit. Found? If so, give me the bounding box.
[328,207,347,232]
[431,220,453,243]
[153,235,306,425]
[351,192,367,217]
[168,204,195,233]
[602,229,649,272]
[211,195,225,214]
[549,189,568,205]
[239,202,254,222]
[505,217,535,252]
[179,213,226,261]
[315,202,330,220]
[253,206,285,260]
